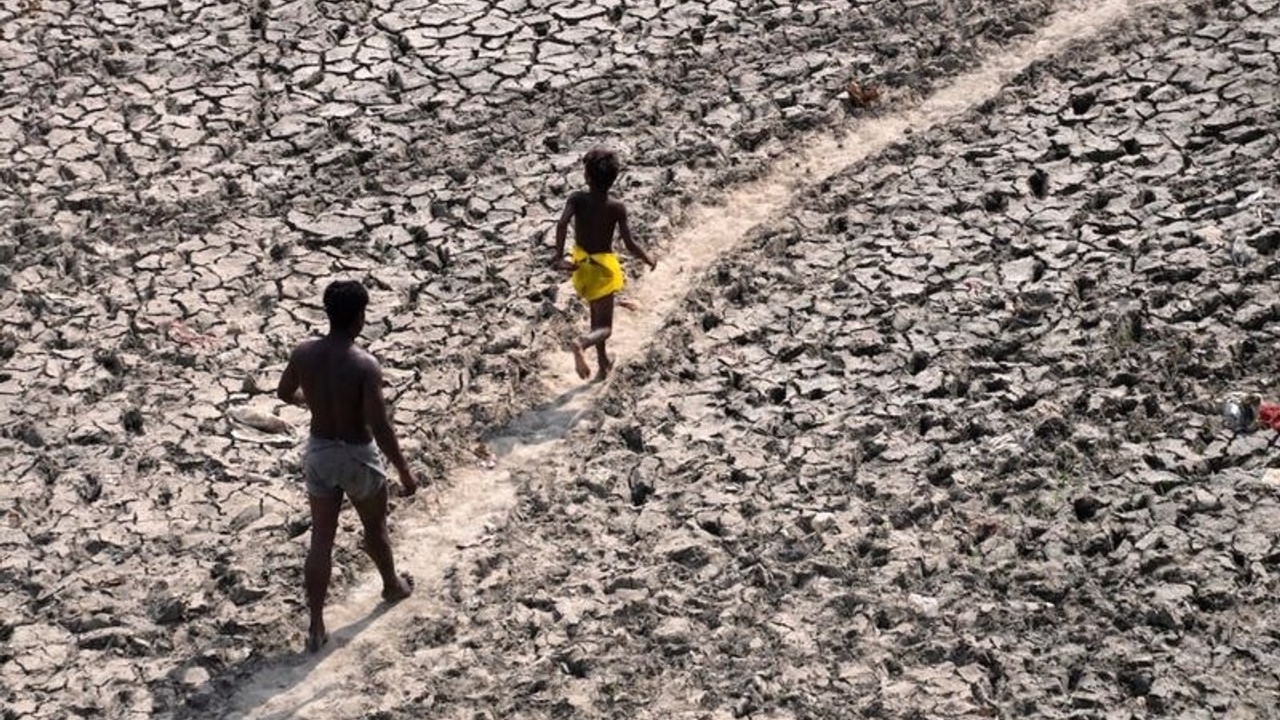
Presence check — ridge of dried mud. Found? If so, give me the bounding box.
[0,1,1070,718]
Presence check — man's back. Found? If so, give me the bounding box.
[293,338,373,443]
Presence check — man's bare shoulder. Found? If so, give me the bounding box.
[351,346,382,376]
[290,338,323,361]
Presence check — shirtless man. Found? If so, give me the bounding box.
[277,280,416,653]
[553,148,656,380]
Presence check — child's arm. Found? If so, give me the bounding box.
[553,195,577,270]
[618,204,656,270]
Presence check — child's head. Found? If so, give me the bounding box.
[583,148,619,193]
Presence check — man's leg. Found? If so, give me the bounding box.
[351,483,413,602]
[305,492,342,652]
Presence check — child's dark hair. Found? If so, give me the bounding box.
[323,280,369,329]
[583,148,620,192]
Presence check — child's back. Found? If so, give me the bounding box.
[567,191,626,255]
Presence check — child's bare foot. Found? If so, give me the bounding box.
[382,573,413,603]
[593,357,613,383]
[571,343,591,380]
[306,626,329,654]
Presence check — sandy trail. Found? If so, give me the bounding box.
[227,0,1164,715]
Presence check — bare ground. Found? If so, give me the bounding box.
[241,2,1280,718]
[3,0,1280,718]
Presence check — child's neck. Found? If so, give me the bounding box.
[588,187,609,199]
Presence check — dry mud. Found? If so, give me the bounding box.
[1,0,1062,717]
[266,2,1280,719]
[3,0,1280,718]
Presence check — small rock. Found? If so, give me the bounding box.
[1028,168,1049,198]
[665,543,711,569]
[620,425,644,453]
[628,476,654,507]
[1001,256,1043,286]
[151,597,186,625]
[907,593,940,616]
[1121,669,1153,697]
[908,351,930,375]
[811,512,837,533]
[555,647,591,678]
[286,514,311,539]
[1073,496,1102,522]
[1246,227,1280,255]
[1145,604,1180,631]
[122,408,145,435]
[1231,235,1256,267]
[181,666,210,688]
[651,617,694,652]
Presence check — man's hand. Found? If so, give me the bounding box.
[365,358,418,499]
[398,468,418,497]
[277,350,305,405]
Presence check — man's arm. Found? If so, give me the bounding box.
[276,349,305,405]
[361,358,417,496]
[553,194,577,270]
[618,204,656,270]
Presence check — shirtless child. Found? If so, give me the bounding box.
[276,280,417,653]
[553,148,657,380]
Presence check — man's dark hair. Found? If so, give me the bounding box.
[323,280,369,329]
[583,148,620,192]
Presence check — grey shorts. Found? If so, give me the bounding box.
[304,436,386,501]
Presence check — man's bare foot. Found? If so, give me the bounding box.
[382,573,413,603]
[306,627,329,654]
[571,344,591,380]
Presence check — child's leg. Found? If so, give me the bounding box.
[571,295,614,380]
[571,342,591,379]
[590,296,614,380]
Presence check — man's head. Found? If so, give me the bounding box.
[323,280,368,336]
[583,148,620,193]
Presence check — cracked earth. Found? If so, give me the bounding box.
[3,0,1280,718]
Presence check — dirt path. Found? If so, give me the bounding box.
[226,0,1166,715]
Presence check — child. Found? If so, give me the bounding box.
[553,148,656,381]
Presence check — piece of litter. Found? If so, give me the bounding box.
[229,408,293,434]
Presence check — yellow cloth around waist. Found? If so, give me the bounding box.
[571,246,625,302]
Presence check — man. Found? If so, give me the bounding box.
[277,280,416,653]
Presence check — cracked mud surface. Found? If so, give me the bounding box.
[4,0,1280,718]
[2,0,1060,715]
[316,2,1280,719]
